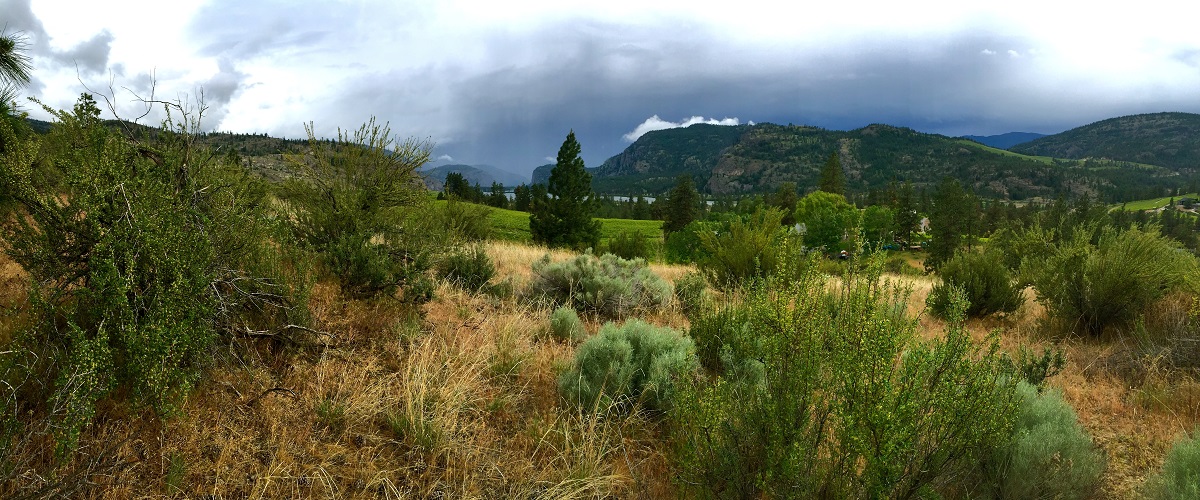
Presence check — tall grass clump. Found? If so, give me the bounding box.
[530,252,672,319]
[972,382,1103,499]
[672,256,1019,498]
[928,250,1024,318]
[558,319,697,413]
[1026,226,1198,337]
[1143,429,1200,499]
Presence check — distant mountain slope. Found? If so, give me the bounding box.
[420,163,526,191]
[589,122,1190,201]
[530,164,555,185]
[1009,112,1200,169]
[961,132,1047,149]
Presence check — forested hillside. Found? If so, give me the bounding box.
[1010,112,1200,170]
[590,122,1188,202]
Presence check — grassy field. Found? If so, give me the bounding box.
[957,139,1056,164]
[1115,193,1200,211]
[435,199,664,246]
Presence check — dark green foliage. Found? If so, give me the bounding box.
[530,131,601,250]
[818,151,845,195]
[443,171,472,200]
[604,230,652,260]
[512,183,533,212]
[0,95,308,451]
[1011,112,1200,171]
[890,180,921,242]
[436,245,495,291]
[592,121,1194,202]
[282,117,433,298]
[926,177,979,271]
[558,319,697,413]
[486,181,507,208]
[549,306,586,343]
[530,252,672,319]
[972,382,1103,500]
[1027,226,1198,337]
[794,191,859,252]
[928,251,1024,318]
[696,208,787,288]
[662,175,700,236]
[664,218,727,264]
[861,205,896,251]
[1144,429,1200,499]
[765,181,798,226]
[672,260,1019,499]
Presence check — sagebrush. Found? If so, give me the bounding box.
[529,252,672,319]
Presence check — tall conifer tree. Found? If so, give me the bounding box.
[530,130,601,249]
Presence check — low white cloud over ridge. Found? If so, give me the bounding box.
[623,115,743,142]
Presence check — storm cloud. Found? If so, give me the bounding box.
[11,0,1200,178]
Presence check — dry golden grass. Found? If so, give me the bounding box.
[5,243,1200,499]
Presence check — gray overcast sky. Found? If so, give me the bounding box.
[7,0,1200,177]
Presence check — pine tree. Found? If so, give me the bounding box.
[513,183,533,212]
[487,182,508,208]
[530,131,601,249]
[444,172,471,200]
[663,175,701,236]
[819,152,845,195]
[925,178,977,271]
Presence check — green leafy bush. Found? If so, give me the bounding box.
[664,219,720,264]
[437,198,492,243]
[549,306,586,342]
[530,252,672,319]
[673,271,711,318]
[282,117,435,298]
[1144,429,1200,499]
[696,208,787,289]
[0,95,308,451]
[437,245,495,291]
[673,258,1019,498]
[1002,346,1066,390]
[558,319,697,413]
[604,230,652,261]
[928,251,1024,318]
[973,382,1103,500]
[1027,226,1198,337]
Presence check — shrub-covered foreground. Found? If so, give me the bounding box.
[674,256,1021,498]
